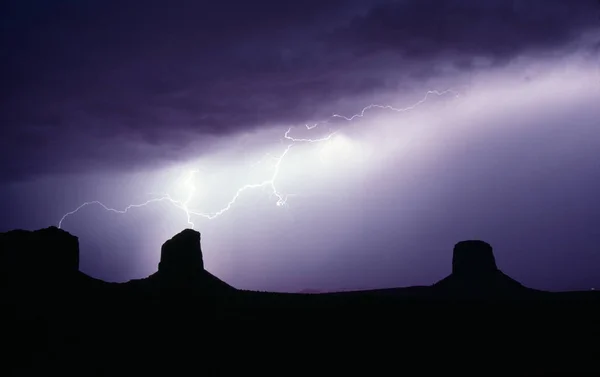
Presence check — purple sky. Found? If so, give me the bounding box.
[2,0,600,292]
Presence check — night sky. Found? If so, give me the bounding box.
[2,0,600,292]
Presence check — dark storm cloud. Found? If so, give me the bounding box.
[1,0,598,182]
[330,0,600,63]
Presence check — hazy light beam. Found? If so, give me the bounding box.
[58,89,457,230]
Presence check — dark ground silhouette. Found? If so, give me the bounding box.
[2,227,599,376]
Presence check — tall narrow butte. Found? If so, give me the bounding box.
[158,228,204,277]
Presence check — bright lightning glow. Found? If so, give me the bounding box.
[319,134,356,165]
[57,89,459,230]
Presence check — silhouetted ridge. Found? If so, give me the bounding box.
[2,227,599,376]
[0,226,79,282]
[433,240,527,298]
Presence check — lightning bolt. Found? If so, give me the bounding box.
[58,89,459,230]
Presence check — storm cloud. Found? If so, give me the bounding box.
[1,0,599,182]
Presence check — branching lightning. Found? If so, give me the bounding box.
[58,89,459,230]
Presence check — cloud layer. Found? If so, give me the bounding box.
[1,0,599,182]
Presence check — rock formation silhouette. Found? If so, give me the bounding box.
[158,228,205,276]
[452,240,497,275]
[149,228,233,293]
[0,226,79,289]
[432,240,530,298]
[0,227,585,299]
